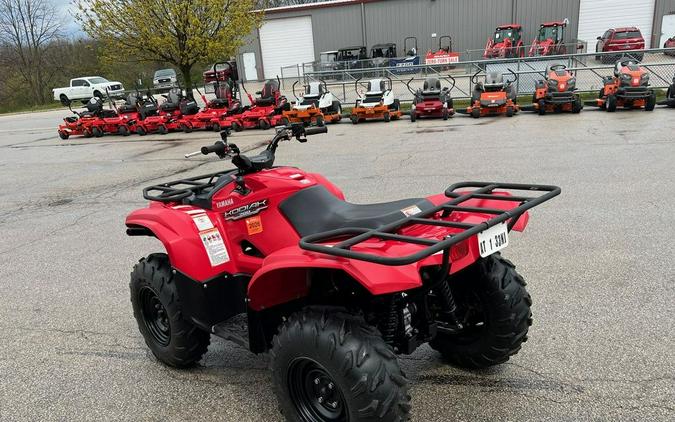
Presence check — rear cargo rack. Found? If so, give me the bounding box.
[143,170,238,203]
[299,182,561,266]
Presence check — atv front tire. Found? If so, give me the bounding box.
[271,307,411,421]
[430,253,532,369]
[130,253,210,367]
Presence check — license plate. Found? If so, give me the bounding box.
[477,223,509,257]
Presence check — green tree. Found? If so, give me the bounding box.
[75,0,262,94]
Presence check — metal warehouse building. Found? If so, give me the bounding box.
[237,0,675,81]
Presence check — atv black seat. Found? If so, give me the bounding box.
[280,185,434,237]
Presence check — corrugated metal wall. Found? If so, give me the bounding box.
[363,0,513,54]
[653,0,675,46]
[242,0,584,80]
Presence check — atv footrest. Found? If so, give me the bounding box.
[299,182,560,266]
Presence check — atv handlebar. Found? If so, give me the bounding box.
[304,126,328,136]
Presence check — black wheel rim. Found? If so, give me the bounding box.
[452,289,488,345]
[139,287,171,346]
[288,358,347,422]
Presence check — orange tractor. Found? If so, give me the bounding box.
[586,58,656,112]
[531,64,582,114]
[463,69,519,118]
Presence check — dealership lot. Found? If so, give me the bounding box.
[0,109,673,421]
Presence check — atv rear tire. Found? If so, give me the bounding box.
[270,307,411,422]
[645,91,656,111]
[429,253,532,369]
[606,95,617,112]
[130,254,210,367]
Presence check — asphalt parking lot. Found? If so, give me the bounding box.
[0,108,673,421]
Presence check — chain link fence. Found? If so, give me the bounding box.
[294,48,675,106]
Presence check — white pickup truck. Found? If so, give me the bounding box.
[53,76,125,104]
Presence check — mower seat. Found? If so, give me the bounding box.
[280,185,434,237]
[209,98,229,108]
[118,104,137,113]
[160,102,179,112]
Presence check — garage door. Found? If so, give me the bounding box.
[578,0,655,48]
[259,16,315,79]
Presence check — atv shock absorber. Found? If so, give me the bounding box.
[435,250,463,332]
[381,294,400,345]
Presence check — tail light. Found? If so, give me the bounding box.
[450,240,469,262]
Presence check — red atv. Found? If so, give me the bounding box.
[528,19,568,57]
[126,125,560,420]
[229,78,289,131]
[407,76,455,121]
[484,24,524,59]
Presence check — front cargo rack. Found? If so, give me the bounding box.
[143,169,238,204]
[299,182,561,266]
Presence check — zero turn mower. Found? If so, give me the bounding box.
[282,80,342,126]
[407,76,455,121]
[228,77,289,131]
[462,69,519,118]
[350,77,402,124]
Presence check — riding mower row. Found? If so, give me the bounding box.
[529,64,582,114]
[57,95,135,139]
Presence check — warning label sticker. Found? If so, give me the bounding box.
[401,205,422,217]
[192,214,214,231]
[199,228,230,266]
[246,216,263,235]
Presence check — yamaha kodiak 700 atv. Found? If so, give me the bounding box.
[126,125,560,421]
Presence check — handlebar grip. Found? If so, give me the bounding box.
[305,126,328,136]
[201,142,226,155]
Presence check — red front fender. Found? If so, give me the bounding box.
[247,246,423,311]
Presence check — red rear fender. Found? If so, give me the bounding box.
[247,246,422,311]
[425,192,529,232]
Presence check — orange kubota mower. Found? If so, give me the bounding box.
[462,69,519,118]
[586,58,656,112]
[531,64,582,114]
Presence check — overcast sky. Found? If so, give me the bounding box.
[55,1,83,37]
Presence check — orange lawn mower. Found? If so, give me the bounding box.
[585,58,656,112]
[529,64,582,114]
[350,77,402,124]
[460,69,519,118]
[282,80,342,126]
